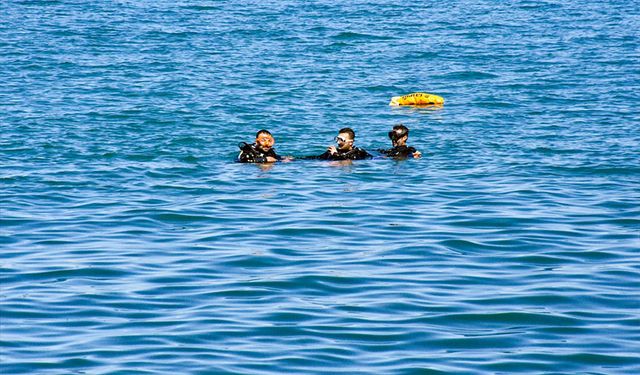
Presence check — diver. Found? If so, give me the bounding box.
[306,127,372,161]
[378,124,422,158]
[237,129,284,163]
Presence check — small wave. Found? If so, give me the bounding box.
[363,85,400,93]
[179,5,222,11]
[549,165,640,176]
[331,31,395,41]
[439,71,499,80]
[429,311,581,327]
[404,51,440,59]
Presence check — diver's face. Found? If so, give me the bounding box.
[256,134,275,151]
[393,135,408,147]
[335,132,353,151]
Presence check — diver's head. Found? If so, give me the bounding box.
[335,127,355,151]
[255,129,275,151]
[388,124,409,146]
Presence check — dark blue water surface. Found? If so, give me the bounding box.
[2,0,640,374]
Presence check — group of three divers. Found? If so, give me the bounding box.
[237,124,421,163]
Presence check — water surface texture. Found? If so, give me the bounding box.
[2,0,640,374]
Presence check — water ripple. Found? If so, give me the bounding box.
[2,0,639,374]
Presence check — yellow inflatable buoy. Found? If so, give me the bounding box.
[389,92,444,106]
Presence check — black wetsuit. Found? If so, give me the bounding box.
[378,145,418,158]
[307,146,372,161]
[237,143,281,163]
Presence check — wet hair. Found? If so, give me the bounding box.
[338,127,355,140]
[389,124,409,140]
[256,129,272,138]
[393,124,409,136]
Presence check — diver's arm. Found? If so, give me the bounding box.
[315,150,333,160]
[408,146,421,158]
[238,150,254,163]
[267,149,280,163]
[350,148,372,160]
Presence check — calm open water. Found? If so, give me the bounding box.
[2,0,639,374]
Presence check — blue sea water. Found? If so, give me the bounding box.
[1,0,639,373]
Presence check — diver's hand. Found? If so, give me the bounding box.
[282,156,294,162]
[327,146,338,155]
[412,151,422,158]
[265,156,277,163]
